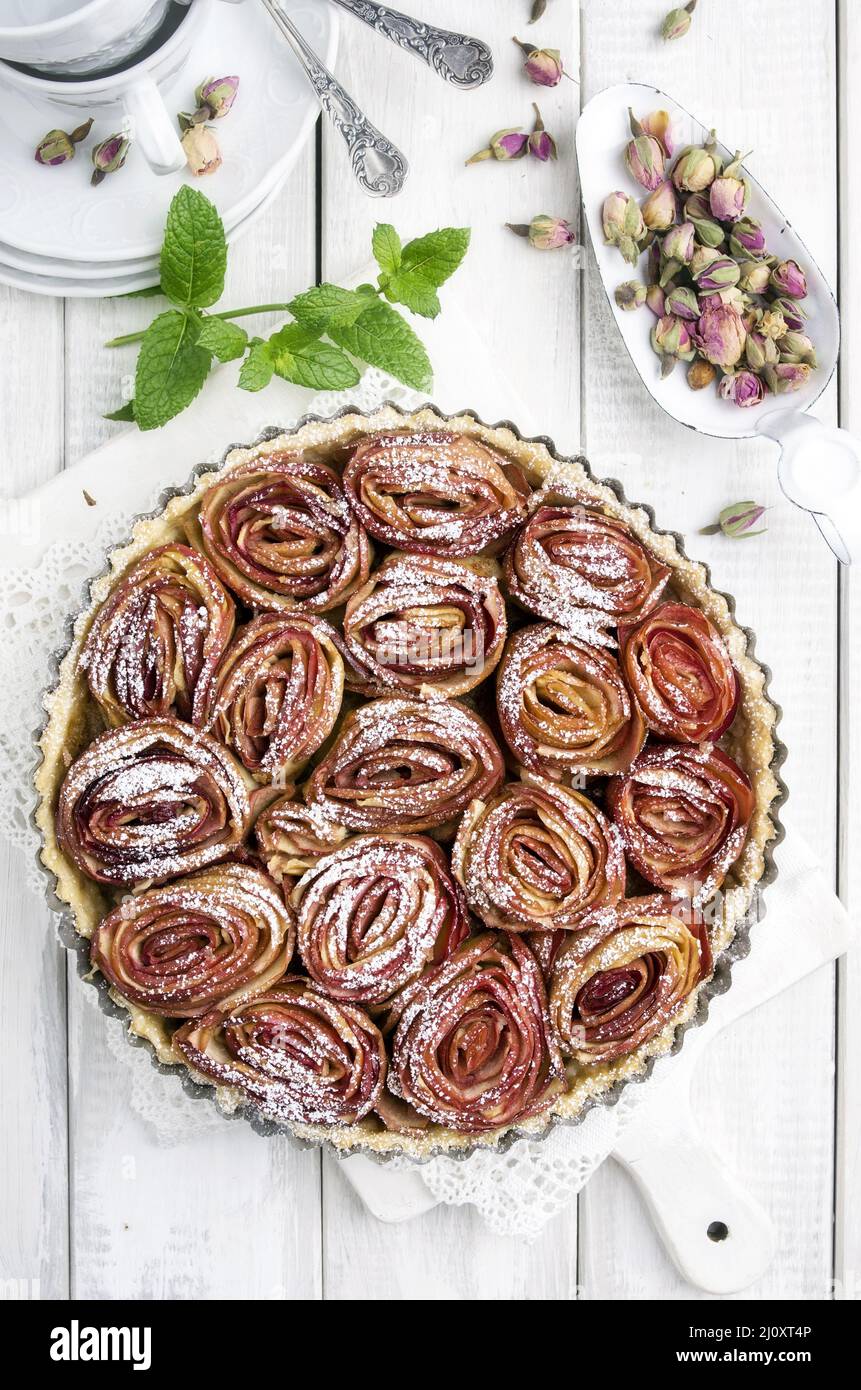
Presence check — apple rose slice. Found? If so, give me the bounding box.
[549,896,713,1066]
[452,774,625,932]
[304,695,505,834]
[56,718,258,886]
[343,553,507,699]
[388,932,563,1134]
[505,500,670,644]
[80,543,235,727]
[293,833,469,1007]
[608,743,754,898]
[90,863,294,1018]
[497,623,646,777]
[197,454,371,612]
[174,977,386,1126]
[206,612,345,783]
[343,432,530,557]
[255,796,349,885]
[620,602,739,743]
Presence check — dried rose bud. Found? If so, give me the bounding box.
[710,173,749,223]
[181,123,222,176]
[672,134,720,192]
[507,214,575,249]
[728,217,766,259]
[513,38,565,87]
[625,131,665,191]
[652,313,695,359]
[615,280,647,311]
[763,362,811,395]
[746,330,779,371]
[758,308,788,341]
[646,284,666,316]
[770,296,807,332]
[91,132,130,186]
[738,260,771,294]
[693,302,747,366]
[779,331,817,366]
[35,116,93,166]
[195,75,240,120]
[690,244,721,278]
[687,198,726,248]
[641,180,677,231]
[688,358,717,390]
[528,105,558,161]
[662,221,695,265]
[718,501,768,537]
[640,109,674,158]
[719,370,765,408]
[602,191,646,265]
[770,258,808,299]
[693,255,741,292]
[662,0,697,41]
[467,128,528,164]
[665,285,700,320]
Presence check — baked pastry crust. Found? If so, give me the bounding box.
[35,405,782,1159]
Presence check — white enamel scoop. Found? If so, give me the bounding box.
[576,82,860,564]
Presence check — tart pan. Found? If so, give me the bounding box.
[32,402,788,1164]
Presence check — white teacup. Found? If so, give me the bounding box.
[0,0,216,176]
[0,0,178,76]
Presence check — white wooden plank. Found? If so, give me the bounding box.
[0,286,69,1300]
[319,0,583,1298]
[64,155,323,1300]
[835,0,861,1304]
[577,0,838,1299]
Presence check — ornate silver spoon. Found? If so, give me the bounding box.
[326,0,494,89]
[260,0,408,197]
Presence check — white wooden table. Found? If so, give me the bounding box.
[1,0,858,1301]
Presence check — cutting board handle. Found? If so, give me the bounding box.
[614,1091,776,1295]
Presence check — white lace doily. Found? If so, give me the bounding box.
[0,369,653,1240]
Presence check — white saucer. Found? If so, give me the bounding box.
[0,0,336,264]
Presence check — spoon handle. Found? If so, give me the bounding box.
[260,0,408,197]
[327,0,493,89]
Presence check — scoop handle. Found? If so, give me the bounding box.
[758,408,861,564]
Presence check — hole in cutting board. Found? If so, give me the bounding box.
[707,1221,729,1242]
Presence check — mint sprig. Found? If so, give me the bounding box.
[105,188,470,431]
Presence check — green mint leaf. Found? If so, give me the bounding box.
[288,284,370,334]
[104,399,136,421]
[196,316,248,362]
[330,301,432,393]
[159,187,227,309]
[386,227,470,318]
[372,223,402,277]
[238,341,275,392]
[133,309,212,430]
[267,323,361,391]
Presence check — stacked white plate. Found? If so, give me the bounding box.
[0,0,337,295]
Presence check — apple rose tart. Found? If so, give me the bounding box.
[294,833,469,1007]
[174,977,386,1126]
[453,774,625,932]
[197,454,371,612]
[343,432,530,556]
[206,612,345,783]
[549,897,713,1066]
[343,553,507,699]
[56,718,256,885]
[254,796,349,884]
[90,863,294,1018]
[305,695,505,833]
[388,932,562,1133]
[497,622,646,777]
[79,543,235,727]
[608,743,754,898]
[505,499,670,643]
[619,602,739,743]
